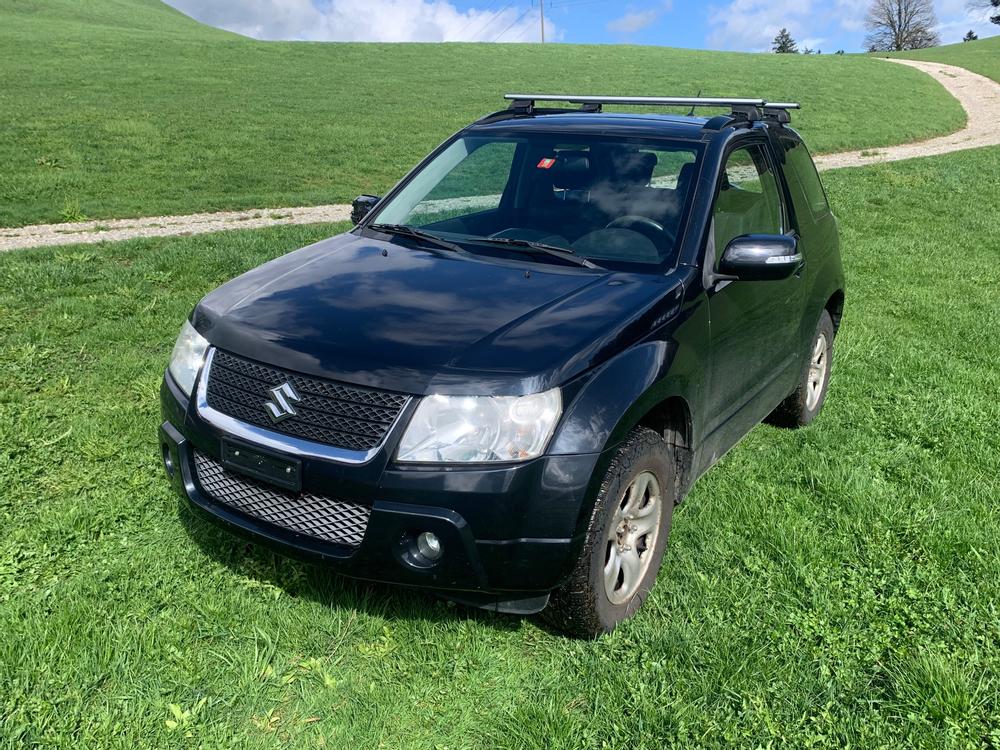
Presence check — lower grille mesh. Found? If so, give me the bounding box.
[193,451,371,548]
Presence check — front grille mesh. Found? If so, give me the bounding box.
[193,451,371,548]
[206,349,409,452]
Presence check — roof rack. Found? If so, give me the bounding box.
[502,94,801,124]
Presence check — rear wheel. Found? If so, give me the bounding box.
[769,309,835,428]
[542,427,674,638]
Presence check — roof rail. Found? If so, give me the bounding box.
[502,94,801,124]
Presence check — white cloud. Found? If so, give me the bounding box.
[832,0,869,32]
[164,0,557,43]
[933,1,999,43]
[608,9,661,34]
[707,0,815,51]
[606,1,673,36]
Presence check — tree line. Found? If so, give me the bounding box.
[772,0,995,54]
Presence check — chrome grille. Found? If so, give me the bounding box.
[205,349,409,452]
[193,451,371,548]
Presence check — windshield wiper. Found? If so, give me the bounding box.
[469,237,600,269]
[368,224,467,254]
[370,225,599,269]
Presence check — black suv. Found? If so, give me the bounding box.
[160,94,844,637]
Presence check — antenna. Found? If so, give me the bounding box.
[687,90,702,117]
[540,0,545,43]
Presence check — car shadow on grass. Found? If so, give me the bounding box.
[175,500,524,633]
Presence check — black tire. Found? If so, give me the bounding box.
[542,427,675,639]
[768,309,835,428]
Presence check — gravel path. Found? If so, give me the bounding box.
[813,58,1000,170]
[3,58,999,253]
[0,204,351,252]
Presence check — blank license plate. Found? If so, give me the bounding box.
[221,439,301,492]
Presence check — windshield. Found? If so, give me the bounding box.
[368,132,702,271]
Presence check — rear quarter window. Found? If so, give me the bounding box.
[782,139,831,220]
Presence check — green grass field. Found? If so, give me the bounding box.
[0,0,968,228]
[2,143,998,747]
[892,33,1000,84]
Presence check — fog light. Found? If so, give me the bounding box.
[416,532,442,561]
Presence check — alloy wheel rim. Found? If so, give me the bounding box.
[806,332,829,411]
[603,471,662,605]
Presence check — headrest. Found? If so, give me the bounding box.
[550,151,592,190]
[607,149,657,187]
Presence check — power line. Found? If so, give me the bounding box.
[511,17,538,42]
[547,0,606,9]
[469,3,516,41]
[491,6,534,42]
[452,0,501,40]
[513,0,545,43]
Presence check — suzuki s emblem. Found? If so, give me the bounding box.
[264,382,301,423]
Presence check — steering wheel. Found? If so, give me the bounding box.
[605,215,675,250]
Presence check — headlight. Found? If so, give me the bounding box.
[397,389,562,464]
[168,320,209,396]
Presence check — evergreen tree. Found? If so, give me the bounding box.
[772,28,798,53]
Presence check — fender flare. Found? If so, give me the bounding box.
[548,339,699,544]
[549,340,697,456]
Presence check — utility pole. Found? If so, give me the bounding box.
[540,0,545,43]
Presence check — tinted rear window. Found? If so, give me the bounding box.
[782,140,831,219]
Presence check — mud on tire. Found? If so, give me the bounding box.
[542,427,675,638]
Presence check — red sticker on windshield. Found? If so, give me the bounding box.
[537,158,556,169]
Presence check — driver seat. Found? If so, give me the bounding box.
[591,148,674,226]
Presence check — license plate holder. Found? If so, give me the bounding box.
[221,438,301,492]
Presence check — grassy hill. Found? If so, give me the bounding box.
[1,0,219,35]
[890,33,1000,84]
[0,1,967,227]
[2,145,999,747]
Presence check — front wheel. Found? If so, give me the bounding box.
[769,309,835,428]
[542,427,675,638]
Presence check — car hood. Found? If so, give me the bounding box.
[193,232,684,395]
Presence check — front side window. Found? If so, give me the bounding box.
[369,132,703,270]
[713,144,784,257]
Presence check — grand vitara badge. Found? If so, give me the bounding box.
[264,382,301,423]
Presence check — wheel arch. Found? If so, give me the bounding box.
[825,288,845,334]
[635,395,695,499]
[549,340,700,458]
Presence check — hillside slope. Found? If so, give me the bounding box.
[1,0,224,36]
[0,0,968,227]
[890,34,1000,84]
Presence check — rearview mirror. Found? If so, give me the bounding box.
[351,195,381,225]
[718,234,802,282]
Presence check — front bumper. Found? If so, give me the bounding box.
[160,373,605,599]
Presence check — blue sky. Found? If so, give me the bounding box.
[166,0,999,50]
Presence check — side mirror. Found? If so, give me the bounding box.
[718,234,802,282]
[351,195,381,225]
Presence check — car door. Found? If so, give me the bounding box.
[778,135,839,351]
[702,139,805,452]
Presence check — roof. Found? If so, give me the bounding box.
[469,111,720,140]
